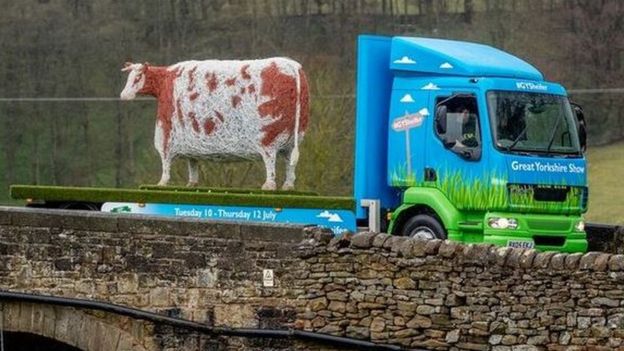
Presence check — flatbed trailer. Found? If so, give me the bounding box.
[11,185,358,234]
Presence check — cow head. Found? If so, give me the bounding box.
[120,62,148,100]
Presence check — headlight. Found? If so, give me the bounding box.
[488,217,519,230]
[575,220,585,232]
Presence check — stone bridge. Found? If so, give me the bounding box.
[0,207,347,351]
[1,206,624,350]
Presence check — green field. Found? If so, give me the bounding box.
[10,185,354,210]
[586,141,624,225]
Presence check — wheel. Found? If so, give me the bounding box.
[401,214,447,240]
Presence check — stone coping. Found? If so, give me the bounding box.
[301,230,624,272]
[0,206,305,243]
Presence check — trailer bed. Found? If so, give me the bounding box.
[10,185,357,234]
[11,185,354,210]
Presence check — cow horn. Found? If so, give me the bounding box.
[121,62,133,72]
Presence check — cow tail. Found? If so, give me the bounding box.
[290,63,302,166]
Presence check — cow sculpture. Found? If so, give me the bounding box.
[120,58,309,190]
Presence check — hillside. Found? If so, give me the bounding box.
[586,142,624,225]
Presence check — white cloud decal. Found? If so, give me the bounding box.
[393,56,416,64]
[421,82,440,90]
[316,210,344,223]
[418,108,430,116]
[400,94,415,103]
[439,62,454,69]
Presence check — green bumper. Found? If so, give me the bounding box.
[450,211,587,253]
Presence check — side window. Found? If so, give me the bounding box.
[435,95,481,160]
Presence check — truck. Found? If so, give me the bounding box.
[11,35,588,252]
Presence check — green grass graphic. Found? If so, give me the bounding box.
[507,184,583,213]
[390,164,418,187]
[427,170,508,210]
[391,166,584,213]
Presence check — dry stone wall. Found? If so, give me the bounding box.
[2,206,624,350]
[0,207,309,350]
[294,231,624,351]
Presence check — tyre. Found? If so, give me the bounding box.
[401,214,447,240]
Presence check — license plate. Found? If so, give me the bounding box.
[507,240,534,249]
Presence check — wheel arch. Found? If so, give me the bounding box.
[389,187,462,235]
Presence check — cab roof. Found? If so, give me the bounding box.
[390,36,544,81]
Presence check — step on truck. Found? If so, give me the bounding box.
[11,35,589,252]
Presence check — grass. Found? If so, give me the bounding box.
[139,185,319,196]
[10,185,355,210]
[586,141,624,225]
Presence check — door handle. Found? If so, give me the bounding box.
[424,168,437,181]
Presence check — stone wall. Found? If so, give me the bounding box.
[2,206,624,350]
[0,206,311,350]
[294,231,624,350]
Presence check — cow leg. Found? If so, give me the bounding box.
[260,149,277,190]
[155,124,172,186]
[157,155,172,186]
[187,158,199,187]
[282,147,298,190]
[158,154,173,186]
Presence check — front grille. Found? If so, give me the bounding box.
[526,218,571,231]
[533,186,568,202]
[533,235,566,247]
[507,184,587,212]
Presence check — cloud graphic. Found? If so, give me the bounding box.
[317,210,344,223]
[400,94,415,103]
[439,62,454,69]
[417,108,430,116]
[421,82,440,90]
[393,56,416,64]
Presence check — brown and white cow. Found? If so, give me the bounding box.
[120,58,309,190]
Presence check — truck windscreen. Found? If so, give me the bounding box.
[486,91,581,156]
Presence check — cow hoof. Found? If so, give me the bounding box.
[281,183,295,191]
[261,181,277,191]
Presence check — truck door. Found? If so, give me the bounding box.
[425,90,488,211]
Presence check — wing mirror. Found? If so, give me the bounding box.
[435,105,447,134]
[571,102,587,153]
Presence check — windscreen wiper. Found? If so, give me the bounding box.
[505,125,529,152]
[545,114,563,156]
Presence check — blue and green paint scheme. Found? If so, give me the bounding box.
[102,202,356,235]
[354,35,587,252]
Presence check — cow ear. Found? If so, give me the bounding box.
[142,62,150,72]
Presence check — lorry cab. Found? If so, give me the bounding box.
[354,35,588,252]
